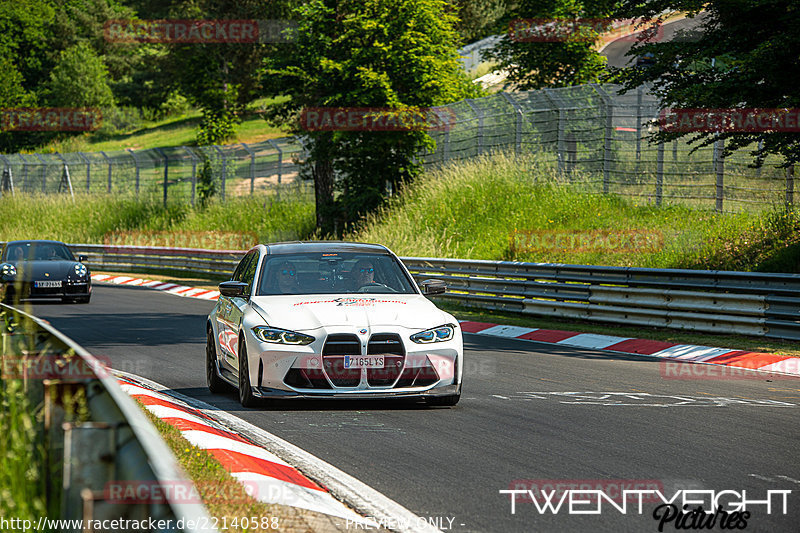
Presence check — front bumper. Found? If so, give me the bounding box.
[245,325,463,399]
[12,280,91,299]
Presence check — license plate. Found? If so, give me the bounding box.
[344,356,384,369]
[34,280,62,288]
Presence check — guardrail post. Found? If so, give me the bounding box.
[714,139,725,212]
[465,99,484,156]
[656,141,664,206]
[76,152,91,192]
[181,146,198,207]
[267,139,283,184]
[501,92,524,156]
[35,153,47,193]
[213,145,226,201]
[786,164,795,210]
[126,149,140,196]
[241,142,256,194]
[100,151,112,193]
[154,147,168,207]
[673,139,678,163]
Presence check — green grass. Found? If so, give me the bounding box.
[0,193,316,246]
[35,97,291,154]
[353,151,800,272]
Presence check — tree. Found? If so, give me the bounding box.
[161,0,294,145]
[451,0,510,43]
[611,0,800,166]
[486,0,620,90]
[44,43,115,108]
[263,0,481,235]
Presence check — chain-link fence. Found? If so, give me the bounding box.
[0,83,794,212]
[0,137,312,205]
[422,83,795,213]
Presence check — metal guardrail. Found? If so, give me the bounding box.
[53,244,800,341]
[0,303,216,532]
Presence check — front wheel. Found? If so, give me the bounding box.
[207,327,233,394]
[238,338,259,407]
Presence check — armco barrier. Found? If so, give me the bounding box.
[0,303,216,532]
[5,243,799,341]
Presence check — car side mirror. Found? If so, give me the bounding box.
[420,279,446,296]
[78,255,88,262]
[219,281,249,298]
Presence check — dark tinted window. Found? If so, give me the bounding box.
[232,251,255,282]
[5,242,74,262]
[256,252,416,295]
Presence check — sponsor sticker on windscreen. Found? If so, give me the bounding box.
[344,356,384,369]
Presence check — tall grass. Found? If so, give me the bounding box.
[354,152,800,271]
[0,193,316,248]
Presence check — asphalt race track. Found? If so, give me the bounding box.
[32,285,800,532]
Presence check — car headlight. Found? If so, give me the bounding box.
[1,264,16,277]
[252,326,315,345]
[73,264,88,277]
[410,324,455,344]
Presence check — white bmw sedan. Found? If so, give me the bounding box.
[206,242,463,407]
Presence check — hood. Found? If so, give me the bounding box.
[12,260,76,280]
[249,294,451,331]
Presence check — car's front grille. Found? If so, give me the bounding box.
[394,359,439,388]
[322,334,361,387]
[284,368,332,389]
[367,334,404,386]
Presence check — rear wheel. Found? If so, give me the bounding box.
[238,338,259,407]
[206,327,232,394]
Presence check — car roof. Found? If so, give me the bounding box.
[4,239,69,246]
[261,241,392,255]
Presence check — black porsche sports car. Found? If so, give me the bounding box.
[0,240,92,304]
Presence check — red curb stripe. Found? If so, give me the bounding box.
[130,393,218,423]
[119,278,140,284]
[603,338,678,355]
[206,448,324,492]
[191,290,213,298]
[517,329,581,343]
[704,351,790,369]
[174,287,194,294]
[460,321,498,333]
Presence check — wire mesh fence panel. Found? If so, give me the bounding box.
[0,84,794,212]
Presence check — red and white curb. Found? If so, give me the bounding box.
[460,321,800,378]
[116,376,375,525]
[91,274,219,301]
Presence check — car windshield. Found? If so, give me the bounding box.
[4,242,75,262]
[256,252,417,296]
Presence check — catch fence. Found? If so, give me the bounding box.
[0,84,794,212]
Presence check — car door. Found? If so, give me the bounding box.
[229,250,260,375]
[217,251,255,370]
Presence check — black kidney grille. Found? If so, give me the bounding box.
[322,334,361,386]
